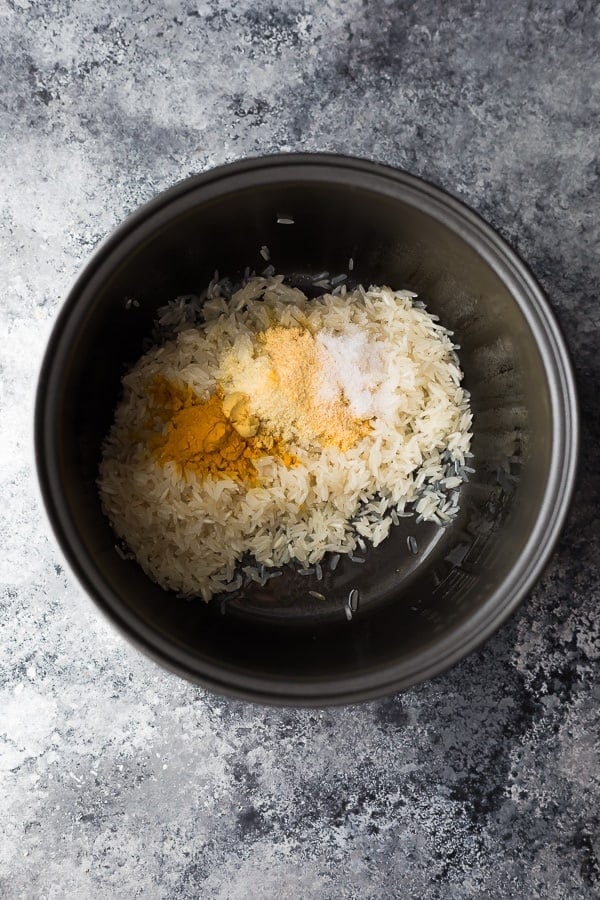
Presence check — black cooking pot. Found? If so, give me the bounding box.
[35,154,578,704]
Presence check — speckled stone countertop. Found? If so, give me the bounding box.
[1,2,599,897]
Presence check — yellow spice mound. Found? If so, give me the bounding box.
[221,324,370,451]
[148,376,294,484]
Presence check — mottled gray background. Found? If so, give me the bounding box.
[1,0,599,897]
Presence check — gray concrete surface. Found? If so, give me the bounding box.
[1,1,599,897]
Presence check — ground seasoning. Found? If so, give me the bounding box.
[221,325,370,451]
[148,321,372,484]
[148,376,294,484]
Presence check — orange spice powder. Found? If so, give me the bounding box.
[257,326,370,450]
[147,376,294,484]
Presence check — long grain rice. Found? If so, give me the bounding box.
[98,277,473,599]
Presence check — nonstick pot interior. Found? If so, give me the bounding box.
[36,156,578,703]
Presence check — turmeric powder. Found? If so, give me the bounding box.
[148,376,294,484]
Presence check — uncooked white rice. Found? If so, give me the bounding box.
[98,276,472,601]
